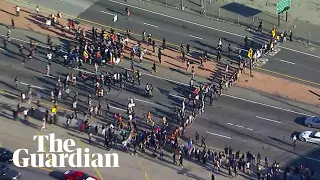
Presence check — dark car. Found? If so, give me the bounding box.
[0,148,13,163]
[0,162,21,180]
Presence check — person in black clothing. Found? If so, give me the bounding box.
[201,136,206,147]
[158,49,162,63]
[152,40,155,52]
[186,43,190,54]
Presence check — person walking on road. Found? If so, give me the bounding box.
[46,64,50,75]
[14,77,18,89]
[40,118,46,131]
[178,151,183,168]
[258,20,262,32]
[151,62,157,73]
[47,52,52,64]
[293,134,297,148]
[126,7,131,17]
[23,108,29,122]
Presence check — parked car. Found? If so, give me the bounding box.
[0,148,13,163]
[304,117,320,128]
[299,131,320,144]
[0,162,21,180]
[64,170,98,180]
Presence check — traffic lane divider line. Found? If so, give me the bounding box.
[255,116,282,124]
[78,140,104,180]
[135,70,315,117]
[256,67,320,87]
[275,58,296,65]
[0,61,314,119]
[100,11,116,16]
[0,86,126,113]
[139,160,151,180]
[107,0,320,59]
[4,0,224,58]
[221,93,313,117]
[143,22,158,28]
[1,0,318,90]
[7,0,320,82]
[205,131,232,139]
[226,122,254,131]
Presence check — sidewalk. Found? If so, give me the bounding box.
[138,0,320,45]
[1,1,320,107]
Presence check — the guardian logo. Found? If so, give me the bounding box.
[12,133,119,168]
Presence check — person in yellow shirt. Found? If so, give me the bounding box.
[146,111,152,122]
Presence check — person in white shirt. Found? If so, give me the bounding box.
[47,52,52,64]
[181,99,185,113]
[36,5,39,14]
[23,109,29,121]
[40,119,46,131]
[16,6,20,16]
[46,64,50,75]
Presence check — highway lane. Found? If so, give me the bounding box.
[263,48,320,84]
[1,37,320,169]
[0,106,212,180]
[83,0,320,86]
[0,32,315,135]
[77,2,241,59]
[7,0,320,87]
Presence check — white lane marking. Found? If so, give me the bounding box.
[234,124,244,128]
[1,35,313,117]
[108,0,241,37]
[19,82,45,90]
[276,58,296,65]
[108,0,320,59]
[100,11,116,16]
[222,94,313,116]
[43,74,56,79]
[227,123,253,131]
[188,35,203,40]
[256,116,282,124]
[143,22,158,28]
[130,68,313,117]
[73,68,95,74]
[0,48,4,51]
[280,46,320,59]
[58,0,72,4]
[110,106,126,112]
[0,34,49,49]
[205,131,232,139]
[134,98,157,105]
[169,93,185,99]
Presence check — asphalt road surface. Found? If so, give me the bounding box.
[0,27,320,177]
[11,0,320,85]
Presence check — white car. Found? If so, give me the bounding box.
[299,131,320,144]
